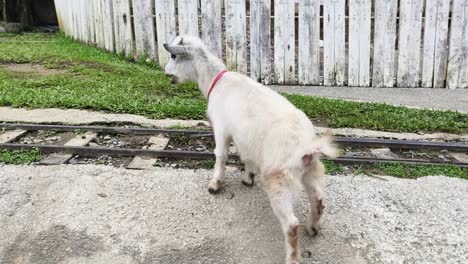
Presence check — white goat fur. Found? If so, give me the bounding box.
[164,36,339,264]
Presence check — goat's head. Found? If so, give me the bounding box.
[163,36,204,83]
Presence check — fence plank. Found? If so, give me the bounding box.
[397,0,424,87]
[96,0,106,48]
[298,0,320,85]
[323,0,346,86]
[250,0,271,84]
[373,0,398,87]
[274,0,295,84]
[88,0,94,43]
[113,0,133,56]
[225,0,247,74]
[102,0,115,52]
[201,0,222,59]
[133,0,156,60]
[178,0,199,36]
[421,0,450,88]
[348,0,371,87]
[448,0,468,89]
[155,0,176,66]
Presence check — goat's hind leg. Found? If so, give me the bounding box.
[208,130,230,194]
[303,160,325,236]
[241,160,256,187]
[264,171,301,264]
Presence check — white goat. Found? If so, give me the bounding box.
[164,36,339,264]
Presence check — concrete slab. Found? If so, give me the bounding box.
[127,135,169,170]
[0,107,209,128]
[0,129,27,143]
[0,165,467,264]
[63,132,97,146]
[38,132,97,165]
[1,107,466,142]
[39,153,73,165]
[370,148,399,159]
[271,86,468,113]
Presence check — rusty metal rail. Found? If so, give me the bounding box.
[1,122,467,151]
[1,143,467,168]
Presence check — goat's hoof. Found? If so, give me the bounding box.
[306,226,319,237]
[287,258,302,264]
[241,172,255,187]
[208,180,222,194]
[241,180,254,187]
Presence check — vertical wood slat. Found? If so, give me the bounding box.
[80,0,88,43]
[323,0,346,86]
[95,0,105,48]
[373,0,398,87]
[397,0,424,87]
[348,0,371,87]
[225,0,247,74]
[155,0,176,66]
[71,0,77,39]
[81,0,87,41]
[201,0,222,59]
[103,0,115,52]
[178,0,199,36]
[250,0,271,84]
[447,0,468,89]
[274,0,295,84]
[298,0,321,85]
[422,0,451,88]
[132,0,156,59]
[54,0,63,33]
[113,0,133,56]
[88,0,96,44]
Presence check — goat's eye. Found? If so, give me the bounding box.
[170,54,177,59]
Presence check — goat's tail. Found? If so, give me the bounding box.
[314,129,340,158]
[303,130,340,166]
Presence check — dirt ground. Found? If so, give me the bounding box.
[1,164,467,264]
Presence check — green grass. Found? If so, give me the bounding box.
[0,148,42,165]
[324,161,467,180]
[0,33,467,133]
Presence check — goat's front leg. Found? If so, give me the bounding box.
[208,130,230,194]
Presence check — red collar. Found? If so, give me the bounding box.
[207,70,227,101]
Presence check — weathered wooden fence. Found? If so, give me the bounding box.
[54,0,468,89]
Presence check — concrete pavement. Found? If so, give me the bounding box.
[1,165,467,264]
[271,86,468,113]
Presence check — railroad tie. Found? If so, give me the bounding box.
[0,129,27,143]
[39,131,97,165]
[127,135,169,170]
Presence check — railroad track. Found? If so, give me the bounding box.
[0,123,467,169]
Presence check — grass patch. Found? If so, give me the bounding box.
[324,160,467,180]
[0,33,467,133]
[0,148,42,165]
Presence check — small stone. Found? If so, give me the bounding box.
[88,142,99,147]
[97,193,107,198]
[104,135,111,140]
[0,27,5,33]
[112,141,118,145]
[4,23,24,33]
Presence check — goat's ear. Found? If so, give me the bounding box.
[163,44,191,55]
